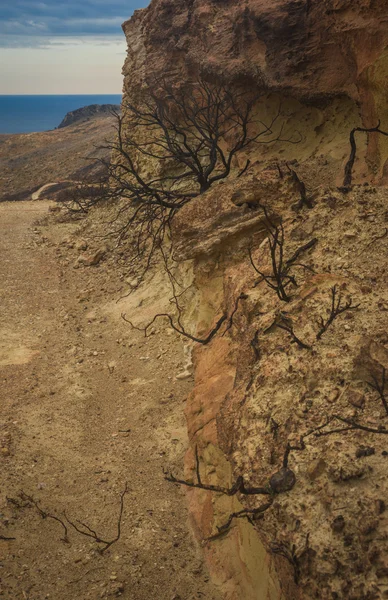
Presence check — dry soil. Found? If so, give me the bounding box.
[0,200,221,600]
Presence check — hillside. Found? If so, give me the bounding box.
[0,110,117,202]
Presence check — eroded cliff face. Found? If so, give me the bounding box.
[120,2,388,598]
[171,174,388,600]
[123,0,388,183]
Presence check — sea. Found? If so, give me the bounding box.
[0,95,122,135]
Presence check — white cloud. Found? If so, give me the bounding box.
[0,38,128,94]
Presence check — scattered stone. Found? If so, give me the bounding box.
[327,389,340,404]
[307,458,326,481]
[269,467,296,493]
[347,389,365,409]
[176,370,192,380]
[355,446,375,459]
[75,240,88,251]
[331,515,345,533]
[78,247,106,267]
[126,278,139,288]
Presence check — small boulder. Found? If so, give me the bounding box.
[269,467,296,493]
[78,247,106,267]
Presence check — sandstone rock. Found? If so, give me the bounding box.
[126,278,139,288]
[307,458,326,481]
[355,446,375,459]
[123,0,388,182]
[176,370,192,380]
[75,240,88,251]
[78,247,106,267]
[347,389,365,409]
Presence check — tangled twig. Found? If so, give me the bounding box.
[316,285,359,340]
[65,482,128,553]
[367,366,388,416]
[19,491,69,543]
[274,316,312,350]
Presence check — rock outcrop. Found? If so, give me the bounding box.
[172,175,388,600]
[58,104,120,129]
[120,2,388,598]
[123,0,388,183]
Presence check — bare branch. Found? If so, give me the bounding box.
[249,209,316,303]
[275,317,311,350]
[19,491,69,543]
[367,366,388,416]
[65,482,129,554]
[343,121,388,187]
[316,285,360,340]
[286,164,313,209]
[314,415,388,437]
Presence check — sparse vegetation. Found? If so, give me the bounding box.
[95,76,299,266]
[316,285,359,340]
[249,206,317,303]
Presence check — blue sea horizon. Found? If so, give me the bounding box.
[0,94,122,135]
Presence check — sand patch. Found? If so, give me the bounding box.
[0,330,39,366]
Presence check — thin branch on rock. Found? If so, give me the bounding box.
[0,534,16,541]
[165,446,271,497]
[249,220,294,302]
[249,207,316,302]
[207,501,273,540]
[275,317,312,350]
[65,482,128,554]
[270,534,310,585]
[343,121,388,187]
[367,366,388,416]
[19,491,69,543]
[222,293,248,336]
[122,290,247,345]
[287,164,313,209]
[285,238,317,269]
[237,159,251,178]
[314,415,388,437]
[122,311,227,345]
[316,285,360,340]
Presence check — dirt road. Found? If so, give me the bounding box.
[0,201,221,600]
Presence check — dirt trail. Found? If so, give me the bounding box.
[0,201,221,600]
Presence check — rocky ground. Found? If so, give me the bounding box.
[0,200,221,600]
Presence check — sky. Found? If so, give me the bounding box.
[0,0,149,94]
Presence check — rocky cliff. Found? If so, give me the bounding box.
[57,104,120,129]
[123,0,388,184]
[120,2,388,598]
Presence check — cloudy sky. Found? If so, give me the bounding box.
[0,1,149,94]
